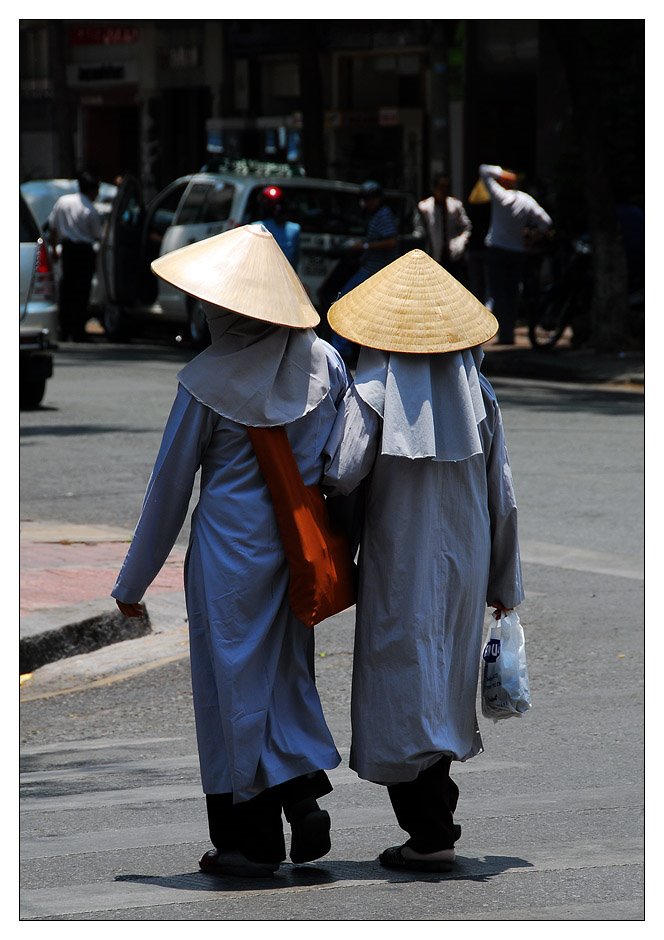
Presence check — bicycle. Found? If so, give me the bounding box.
[526,234,593,349]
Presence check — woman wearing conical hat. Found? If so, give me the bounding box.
[323,249,525,873]
[111,224,350,878]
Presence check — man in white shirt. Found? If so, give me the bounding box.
[416,173,472,284]
[48,171,103,342]
[479,164,553,344]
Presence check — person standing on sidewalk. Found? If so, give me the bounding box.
[47,171,103,342]
[415,171,472,284]
[330,180,399,366]
[322,249,525,873]
[112,224,348,878]
[479,163,552,345]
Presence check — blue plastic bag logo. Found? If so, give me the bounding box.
[483,638,501,663]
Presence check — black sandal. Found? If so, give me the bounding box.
[199,848,279,878]
[379,844,456,873]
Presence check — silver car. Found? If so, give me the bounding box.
[20,178,117,318]
[20,193,57,408]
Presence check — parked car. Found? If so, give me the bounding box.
[19,193,57,408]
[20,178,118,317]
[99,171,423,345]
[19,178,118,230]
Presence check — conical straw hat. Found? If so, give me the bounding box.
[468,178,490,204]
[151,223,319,328]
[327,249,498,354]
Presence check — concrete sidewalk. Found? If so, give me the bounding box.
[19,522,190,679]
[479,329,644,390]
[19,336,644,681]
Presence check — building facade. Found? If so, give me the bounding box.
[20,19,551,206]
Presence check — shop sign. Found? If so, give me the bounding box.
[379,108,400,127]
[69,26,139,46]
[158,46,200,70]
[67,62,138,85]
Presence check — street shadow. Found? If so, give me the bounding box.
[115,864,336,893]
[115,854,532,893]
[491,382,643,418]
[322,854,534,884]
[20,423,156,439]
[56,339,195,365]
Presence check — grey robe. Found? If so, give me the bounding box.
[112,336,348,802]
[324,358,524,785]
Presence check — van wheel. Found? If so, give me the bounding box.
[188,300,211,348]
[103,305,133,343]
[20,378,46,409]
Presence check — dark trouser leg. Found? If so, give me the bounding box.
[60,242,94,340]
[275,769,332,820]
[206,789,286,863]
[205,771,332,864]
[487,247,524,344]
[386,755,460,853]
[276,770,333,863]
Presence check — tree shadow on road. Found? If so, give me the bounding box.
[116,853,533,893]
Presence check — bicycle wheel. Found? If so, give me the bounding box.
[528,292,568,348]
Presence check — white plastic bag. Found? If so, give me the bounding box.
[481,609,532,722]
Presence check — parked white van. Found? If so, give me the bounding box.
[99,171,422,345]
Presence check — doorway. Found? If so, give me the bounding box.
[83,104,139,182]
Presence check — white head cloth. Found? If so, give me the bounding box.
[177,304,332,427]
[353,344,487,461]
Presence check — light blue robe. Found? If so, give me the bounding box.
[112,342,348,802]
[324,364,524,785]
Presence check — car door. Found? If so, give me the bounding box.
[134,178,191,318]
[100,175,144,309]
[156,176,237,319]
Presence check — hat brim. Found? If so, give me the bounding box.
[328,250,498,354]
[151,225,319,329]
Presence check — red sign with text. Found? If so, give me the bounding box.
[69,26,139,46]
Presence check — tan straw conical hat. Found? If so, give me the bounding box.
[151,224,319,328]
[468,178,491,204]
[327,249,498,353]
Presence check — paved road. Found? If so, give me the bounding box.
[19,340,645,922]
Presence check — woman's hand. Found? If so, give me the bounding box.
[115,600,145,618]
[489,603,513,621]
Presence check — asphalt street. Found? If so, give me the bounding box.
[18,335,646,925]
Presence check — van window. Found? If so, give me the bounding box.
[246,185,366,237]
[201,182,235,223]
[148,181,189,235]
[177,181,235,225]
[174,182,209,226]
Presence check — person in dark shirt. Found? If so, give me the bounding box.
[330,181,399,364]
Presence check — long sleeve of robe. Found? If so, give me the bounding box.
[323,373,524,784]
[113,350,348,802]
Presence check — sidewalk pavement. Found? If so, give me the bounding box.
[19,335,644,685]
